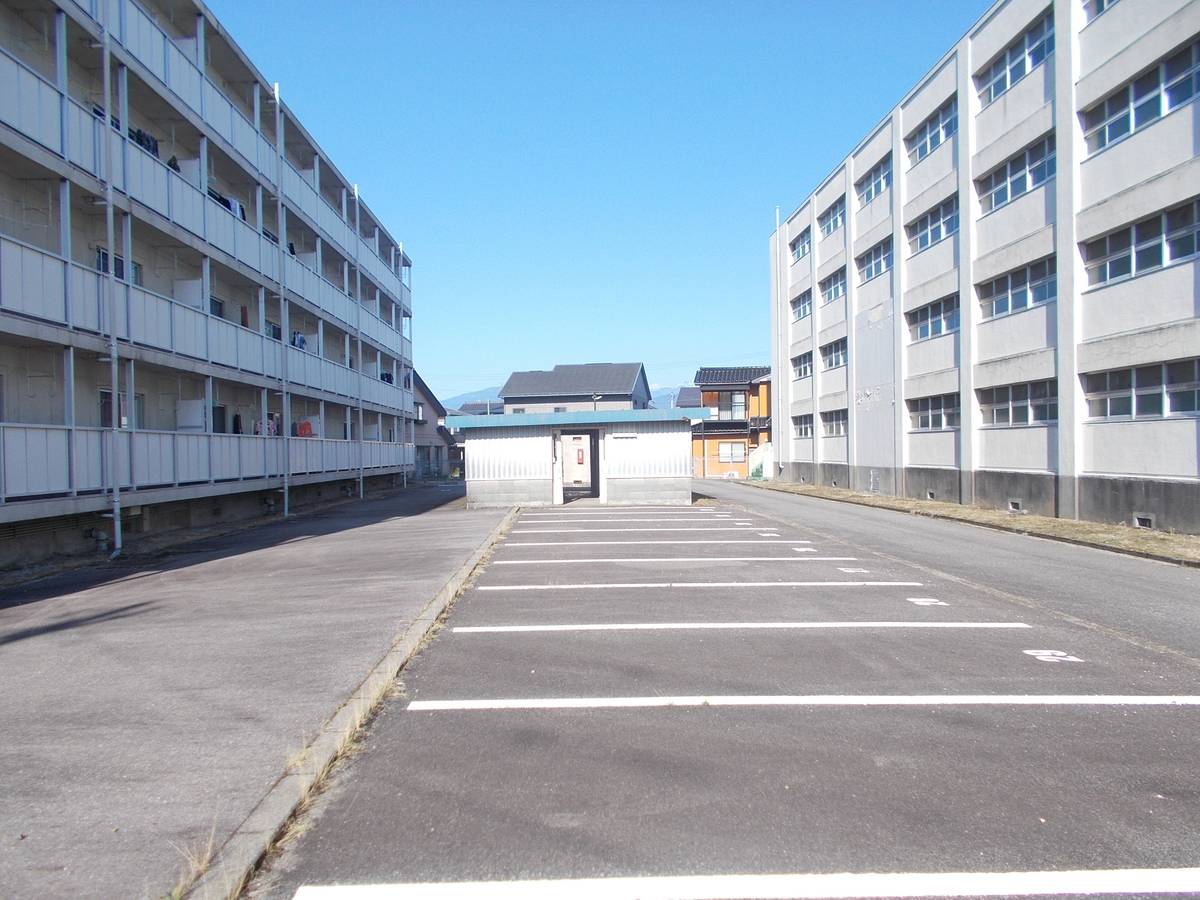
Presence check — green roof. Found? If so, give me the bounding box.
[447,407,711,430]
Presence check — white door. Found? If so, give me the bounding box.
[561,434,591,487]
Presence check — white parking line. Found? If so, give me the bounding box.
[505,540,813,546]
[512,527,767,533]
[453,621,1032,634]
[477,581,922,591]
[292,866,1200,898]
[408,694,1200,711]
[516,517,740,523]
[492,557,857,564]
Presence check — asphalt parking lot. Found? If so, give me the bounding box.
[254,497,1200,899]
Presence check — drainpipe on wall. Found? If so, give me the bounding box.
[102,26,122,557]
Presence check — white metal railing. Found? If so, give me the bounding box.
[0,423,412,504]
[0,237,416,406]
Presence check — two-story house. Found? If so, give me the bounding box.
[500,363,651,414]
[687,366,772,478]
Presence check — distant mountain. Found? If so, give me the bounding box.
[444,386,501,409]
[650,387,681,408]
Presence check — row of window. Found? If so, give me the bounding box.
[790,228,811,263]
[907,196,959,253]
[820,268,846,304]
[976,11,1054,107]
[790,339,847,379]
[907,294,959,342]
[1084,38,1200,153]
[1085,360,1200,418]
[857,238,892,283]
[818,197,846,238]
[792,412,849,438]
[978,135,1055,214]
[790,289,812,322]
[1085,197,1200,286]
[856,156,891,208]
[789,359,1197,439]
[906,99,957,167]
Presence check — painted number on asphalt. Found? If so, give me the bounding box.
[907,598,948,606]
[1023,649,1084,662]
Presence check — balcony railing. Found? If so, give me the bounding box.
[0,235,413,411]
[0,423,414,503]
[0,9,410,349]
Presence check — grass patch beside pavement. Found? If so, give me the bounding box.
[736,480,1200,567]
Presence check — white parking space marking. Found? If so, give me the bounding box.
[293,866,1200,898]
[1025,649,1085,662]
[838,567,871,573]
[477,580,923,591]
[515,518,741,524]
[453,621,1032,634]
[477,581,923,591]
[505,540,814,546]
[408,694,1200,712]
[513,527,767,533]
[492,557,858,564]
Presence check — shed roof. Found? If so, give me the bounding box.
[694,366,771,385]
[501,363,647,398]
[675,386,702,407]
[447,407,710,430]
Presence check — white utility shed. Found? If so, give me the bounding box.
[447,408,710,507]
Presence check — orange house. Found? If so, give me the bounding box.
[684,367,771,478]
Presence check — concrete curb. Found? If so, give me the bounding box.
[186,504,521,900]
[731,480,1200,569]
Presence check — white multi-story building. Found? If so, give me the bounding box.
[770,0,1200,533]
[0,0,416,559]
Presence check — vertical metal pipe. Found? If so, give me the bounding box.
[102,26,122,555]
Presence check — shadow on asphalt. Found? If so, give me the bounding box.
[2,483,465,612]
[0,601,157,646]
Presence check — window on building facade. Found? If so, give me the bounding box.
[510,407,523,414]
[792,414,814,438]
[1084,0,1119,21]
[1084,360,1200,419]
[791,289,812,321]
[821,408,849,436]
[979,380,1058,425]
[857,238,893,283]
[818,196,846,237]
[716,391,748,420]
[907,196,959,253]
[820,338,848,370]
[978,135,1056,213]
[1084,197,1200,286]
[820,268,847,304]
[95,248,143,286]
[1083,39,1200,153]
[905,99,957,167]
[976,12,1055,106]
[790,228,811,262]
[908,393,960,430]
[792,352,813,379]
[906,295,959,341]
[718,441,746,463]
[99,389,146,429]
[855,155,892,207]
[554,406,567,412]
[978,257,1056,318]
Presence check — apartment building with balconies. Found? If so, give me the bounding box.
[770,0,1200,532]
[0,0,417,560]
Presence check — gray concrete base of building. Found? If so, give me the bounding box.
[606,477,692,506]
[774,465,1200,535]
[0,472,413,569]
[467,479,554,508]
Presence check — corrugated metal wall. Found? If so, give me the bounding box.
[604,421,691,478]
[465,427,553,481]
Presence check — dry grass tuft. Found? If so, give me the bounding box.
[167,823,216,898]
[742,481,1200,564]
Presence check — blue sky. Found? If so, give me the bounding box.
[207,0,989,402]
